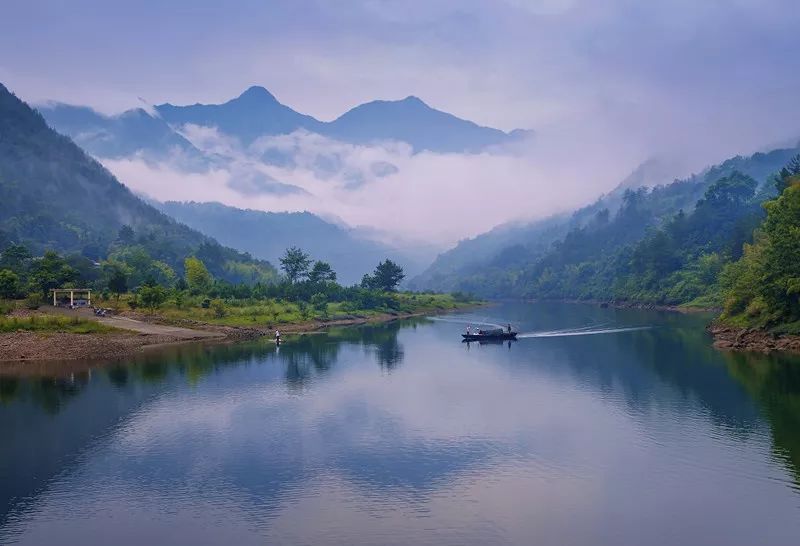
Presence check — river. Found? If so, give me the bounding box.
[1,302,799,545]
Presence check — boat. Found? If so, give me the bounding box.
[462,328,517,342]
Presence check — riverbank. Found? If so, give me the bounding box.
[0,301,479,364]
[0,330,216,363]
[708,323,800,354]
[525,297,721,314]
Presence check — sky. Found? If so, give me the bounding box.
[2,0,799,246]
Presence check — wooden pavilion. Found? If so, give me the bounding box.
[51,288,92,307]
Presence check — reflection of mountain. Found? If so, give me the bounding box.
[499,303,763,428]
[5,308,800,540]
[723,351,800,486]
[0,322,414,525]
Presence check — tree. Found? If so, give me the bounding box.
[280,247,311,284]
[0,269,20,299]
[117,225,135,244]
[184,256,213,294]
[29,251,77,297]
[360,274,374,289]
[777,154,800,193]
[310,292,329,318]
[758,177,800,322]
[0,244,31,273]
[104,263,129,303]
[308,261,337,284]
[138,285,168,313]
[371,260,405,292]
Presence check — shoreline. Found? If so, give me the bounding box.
[522,297,721,314]
[707,323,800,355]
[0,305,477,367]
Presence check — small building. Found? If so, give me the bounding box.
[51,288,92,307]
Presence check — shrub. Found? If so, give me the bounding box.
[211,298,226,318]
[25,292,43,310]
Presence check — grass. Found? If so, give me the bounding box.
[682,292,724,310]
[111,292,477,328]
[0,315,117,334]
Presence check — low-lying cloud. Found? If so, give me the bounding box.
[102,123,637,247]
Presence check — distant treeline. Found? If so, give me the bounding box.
[0,239,410,314]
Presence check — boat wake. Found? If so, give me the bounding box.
[517,325,651,338]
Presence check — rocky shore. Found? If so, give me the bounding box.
[0,330,211,363]
[708,324,800,354]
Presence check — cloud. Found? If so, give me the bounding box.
[99,123,628,247]
[4,0,800,246]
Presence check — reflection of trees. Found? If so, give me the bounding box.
[29,374,90,415]
[355,322,405,372]
[723,351,800,487]
[0,377,20,405]
[106,365,129,388]
[281,335,341,391]
[0,319,413,412]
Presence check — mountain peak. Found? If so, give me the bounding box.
[237,85,278,103]
[400,95,426,105]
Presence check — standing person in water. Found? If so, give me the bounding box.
[275,329,281,343]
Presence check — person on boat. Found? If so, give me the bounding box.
[466,326,471,335]
[507,323,512,333]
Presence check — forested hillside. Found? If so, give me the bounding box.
[154,201,419,285]
[0,83,276,284]
[414,144,799,301]
[720,160,800,332]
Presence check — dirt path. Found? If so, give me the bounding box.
[1,307,227,364]
[44,306,224,339]
[95,314,224,339]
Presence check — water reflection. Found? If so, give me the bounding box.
[1,304,799,545]
[723,350,800,487]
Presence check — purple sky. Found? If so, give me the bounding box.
[2,0,799,244]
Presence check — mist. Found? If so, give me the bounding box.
[4,0,800,247]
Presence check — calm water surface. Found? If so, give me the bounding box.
[1,302,800,545]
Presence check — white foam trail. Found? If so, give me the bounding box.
[529,323,611,336]
[518,326,651,339]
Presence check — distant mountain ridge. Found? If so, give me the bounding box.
[40,86,532,157]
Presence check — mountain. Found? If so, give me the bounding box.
[41,103,207,166]
[40,86,531,157]
[412,144,800,295]
[323,95,531,153]
[156,86,324,146]
[0,82,276,283]
[153,201,427,285]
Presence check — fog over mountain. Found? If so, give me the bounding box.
[6,0,800,252]
[38,86,538,248]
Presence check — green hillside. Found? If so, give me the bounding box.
[414,145,799,303]
[0,83,276,284]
